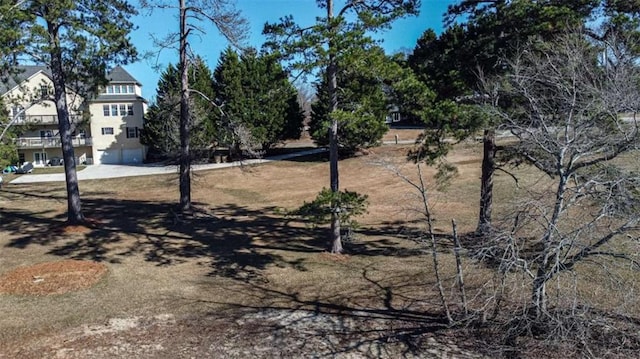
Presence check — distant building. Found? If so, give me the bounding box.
[1,65,147,166]
[385,105,402,124]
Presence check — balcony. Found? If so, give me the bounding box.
[14,115,82,125]
[16,136,92,149]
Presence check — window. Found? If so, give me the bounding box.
[104,84,136,94]
[40,130,53,138]
[101,127,114,135]
[18,153,25,165]
[126,127,140,138]
[11,106,25,122]
[73,129,86,138]
[102,103,134,116]
[40,85,49,98]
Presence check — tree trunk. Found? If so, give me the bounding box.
[531,174,568,318]
[48,20,84,224]
[476,128,495,236]
[179,0,191,213]
[327,0,342,253]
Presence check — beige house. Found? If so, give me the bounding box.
[1,66,147,166]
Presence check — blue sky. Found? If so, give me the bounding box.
[125,0,454,101]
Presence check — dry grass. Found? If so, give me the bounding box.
[0,138,638,358]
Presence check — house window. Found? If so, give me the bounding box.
[11,106,25,122]
[114,85,121,94]
[107,85,114,94]
[126,127,140,138]
[103,105,110,116]
[119,104,126,116]
[72,129,86,138]
[40,84,49,98]
[101,127,114,135]
[127,104,134,116]
[127,85,134,94]
[18,153,25,165]
[111,104,118,116]
[40,130,53,138]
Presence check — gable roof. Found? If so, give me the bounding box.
[108,66,141,85]
[0,65,51,95]
[1,65,143,98]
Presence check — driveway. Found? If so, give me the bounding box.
[9,148,327,184]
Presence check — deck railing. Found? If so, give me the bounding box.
[14,115,82,125]
[15,136,92,149]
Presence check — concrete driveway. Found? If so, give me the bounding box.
[9,148,327,184]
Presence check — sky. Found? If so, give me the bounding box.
[125,0,455,102]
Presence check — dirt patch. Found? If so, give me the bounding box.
[0,260,108,296]
[11,310,486,359]
[53,217,103,235]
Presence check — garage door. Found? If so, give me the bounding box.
[97,150,120,164]
[122,148,143,164]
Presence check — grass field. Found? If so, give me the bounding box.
[0,136,638,358]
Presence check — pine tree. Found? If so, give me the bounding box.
[17,0,137,224]
[213,48,303,153]
[309,46,403,155]
[142,59,216,161]
[264,0,420,253]
[407,0,631,236]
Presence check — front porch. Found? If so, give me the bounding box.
[18,147,94,167]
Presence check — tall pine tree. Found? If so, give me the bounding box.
[264,0,420,253]
[408,0,622,235]
[17,0,137,224]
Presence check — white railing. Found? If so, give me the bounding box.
[14,115,82,125]
[15,136,92,149]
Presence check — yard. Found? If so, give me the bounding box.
[0,138,638,358]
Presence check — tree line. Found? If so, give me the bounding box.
[141,49,304,162]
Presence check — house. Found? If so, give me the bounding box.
[1,65,147,166]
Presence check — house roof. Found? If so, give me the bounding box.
[0,65,51,95]
[1,65,144,99]
[107,66,141,85]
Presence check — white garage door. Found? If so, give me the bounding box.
[97,150,120,164]
[122,148,143,164]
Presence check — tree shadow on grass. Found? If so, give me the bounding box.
[1,190,433,282]
[0,189,484,356]
[187,266,470,358]
[2,198,325,278]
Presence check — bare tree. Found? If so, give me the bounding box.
[295,81,315,133]
[482,30,640,319]
[142,0,247,213]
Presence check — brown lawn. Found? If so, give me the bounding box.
[0,136,638,358]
